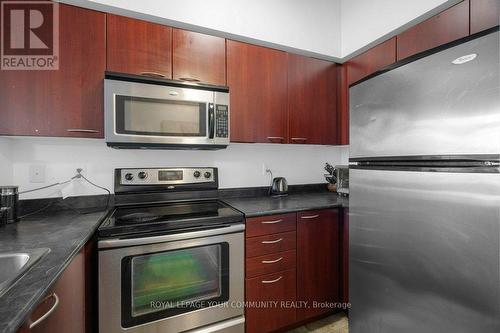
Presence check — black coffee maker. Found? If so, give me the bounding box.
[1,186,19,224]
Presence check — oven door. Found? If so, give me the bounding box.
[98,224,244,333]
[105,78,229,148]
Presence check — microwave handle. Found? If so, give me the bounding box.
[208,103,215,139]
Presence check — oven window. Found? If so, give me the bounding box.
[115,95,207,137]
[121,243,229,328]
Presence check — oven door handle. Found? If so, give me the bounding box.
[98,224,245,249]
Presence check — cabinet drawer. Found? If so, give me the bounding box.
[246,213,296,237]
[246,231,296,258]
[246,250,296,278]
[246,269,296,333]
[297,209,335,221]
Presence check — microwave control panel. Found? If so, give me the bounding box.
[216,105,229,138]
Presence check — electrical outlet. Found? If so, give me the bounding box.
[29,164,46,183]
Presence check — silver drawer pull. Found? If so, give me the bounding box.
[261,238,283,244]
[261,219,283,224]
[67,128,99,133]
[140,71,166,78]
[262,257,283,264]
[179,77,200,82]
[29,293,59,329]
[267,136,284,141]
[261,276,283,284]
[301,214,320,219]
[291,137,308,142]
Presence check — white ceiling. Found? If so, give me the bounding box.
[60,0,461,61]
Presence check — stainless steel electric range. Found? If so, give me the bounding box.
[98,167,245,333]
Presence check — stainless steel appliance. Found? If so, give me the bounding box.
[105,73,230,149]
[334,165,349,196]
[98,167,245,333]
[349,29,500,333]
[270,177,288,196]
[0,186,19,223]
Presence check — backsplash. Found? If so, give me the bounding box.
[0,137,349,199]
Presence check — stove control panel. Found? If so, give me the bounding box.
[119,167,216,185]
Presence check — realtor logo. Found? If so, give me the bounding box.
[1,1,59,70]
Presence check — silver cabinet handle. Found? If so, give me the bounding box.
[29,293,59,329]
[267,136,284,141]
[261,238,283,244]
[301,214,320,219]
[261,219,283,224]
[262,257,283,264]
[262,276,283,284]
[291,137,308,142]
[179,77,200,82]
[140,71,166,78]
[67,128,99,133]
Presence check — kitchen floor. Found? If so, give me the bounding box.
[287,313,349,333]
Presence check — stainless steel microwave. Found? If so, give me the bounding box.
[105,73,230,149]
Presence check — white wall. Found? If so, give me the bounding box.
[61,0,342,60]
[340,0,461,58]
[0,138,13,186]
[3,138,348,199]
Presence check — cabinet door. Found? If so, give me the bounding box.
[470,0,500,34]
[26,251,85,333]
[397,0,469,60]
[0,4,105,138]
[173,29,226,85]
[337,64,349,145]
[246,269,296,333]
[288,55,338,145]
[347,37,396,85]
[107,14,172,78]
[297,209,339,321]
[341,208,349,303]
[226,41,288,143]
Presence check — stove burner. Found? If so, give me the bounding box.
[117,212,160,224]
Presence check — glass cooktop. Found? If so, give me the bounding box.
[98,200,243,238]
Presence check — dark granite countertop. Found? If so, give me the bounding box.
[0,209,108,333]
[223,192,348,217]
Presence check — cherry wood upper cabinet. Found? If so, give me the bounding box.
[107,14,172,78]
[172,29,226,85]
[397,0,470,61]
[337,65,349,145]
[347,37,396,86]
[227,41,288,143]
[288,55,338,145]
[297,209,340,321]
[470,0,500,34]
[0,4,105,138]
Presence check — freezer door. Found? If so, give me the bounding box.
[349,168,500,333]
[350,31,500,159]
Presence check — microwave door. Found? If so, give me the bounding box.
[105,79,224,148]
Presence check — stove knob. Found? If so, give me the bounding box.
[138,171,148,179]
[204,171,212,179]
[124,173,134,181]
[193,171,201,178]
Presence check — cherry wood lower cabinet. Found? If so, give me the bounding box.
[341,208,349,303]
[396,0,470,61]
[17,242,94,333]
[245,209,341,332]
[287,55,338,145]
[246,269,297,333]
[227,41,288,143]
[107,14,172,78]
[470,0,500,34]
[172,29,226,85]
[0,4,105,138]
[297,209,340,321]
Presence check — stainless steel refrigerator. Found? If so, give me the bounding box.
[349,29,500,333]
